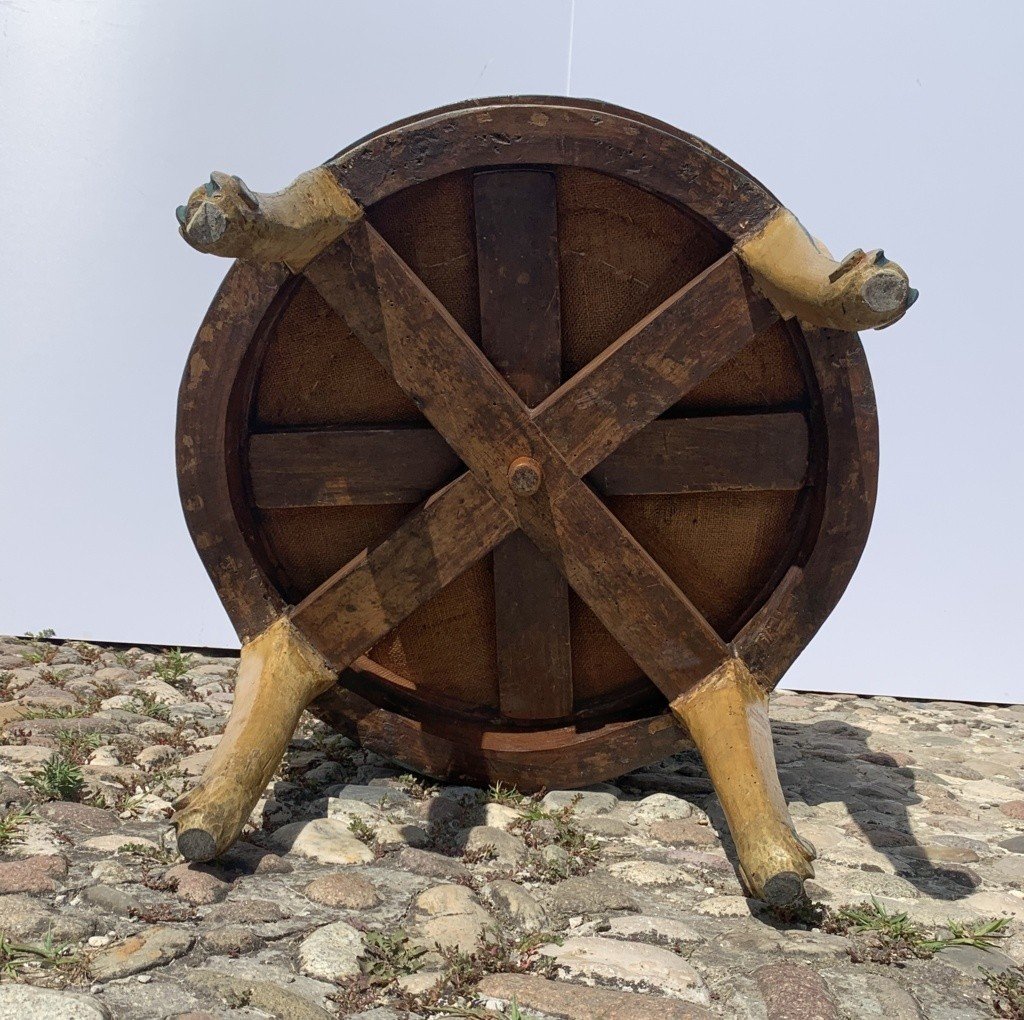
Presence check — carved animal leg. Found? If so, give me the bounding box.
[670,658,815,906]
[736,207,917,331]
[172,618,336,861]
[176,167,362,271]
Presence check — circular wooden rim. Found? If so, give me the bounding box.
[177,97,877,784]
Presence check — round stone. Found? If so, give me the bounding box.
[303,872,381,909]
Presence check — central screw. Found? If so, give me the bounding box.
[507,456,543,497]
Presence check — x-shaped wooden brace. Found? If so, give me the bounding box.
[175,186,825,904]
[292,220,770,693]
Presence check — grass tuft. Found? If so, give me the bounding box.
[0,808,32,848]
[0,930,87,983]
[27,752,84,802]
[983,966,1024,1019]
[152,648,193,686]
[821,898,1012,965]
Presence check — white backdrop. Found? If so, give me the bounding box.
[2,1,1021,703]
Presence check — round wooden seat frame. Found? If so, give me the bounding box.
[173,97,914,905]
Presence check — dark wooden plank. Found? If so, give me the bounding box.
[474,171,562,407]
[248,414,808,508]
[474,170,572,720]
[249,427,460,508]
[534,252,779,478]
[588,413,809,494]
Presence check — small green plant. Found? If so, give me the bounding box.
[824,899,1012,965]
[153,648,193,686]
[132,691,171,721]
[360,930,428,986]
[27,753,84,802]
[0,808,31,849]
[983,966,1024,1019]
[487,781,524,807]
[117,841,179,865]
[507,795,600,883]
[426,1001,536,1019]
[70,642,103,665]
[19,705,88,721]
[38,667,73,688]
[0,930,86,982]
[113,648,141,668]
[20,634,58,665]
[437,928,557,995]
[55,728,102,765]
[933,916,1013,951]
[348,815,379,846]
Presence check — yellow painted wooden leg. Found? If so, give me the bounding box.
[670,658,815,906]
[176,167,362,271]
[172,618,336,861]
[736,207,916,331]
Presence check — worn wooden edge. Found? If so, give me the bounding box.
[176,261,295,642]
[309,678,692,792]
[324,99,781,241]
[325,95,780,205]
[732,326,878,690]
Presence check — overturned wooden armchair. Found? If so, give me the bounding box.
[173,98,915,907]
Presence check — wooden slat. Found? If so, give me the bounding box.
[474,171,562,406]
[249,427,460,508]
[306,221,730,698]
[588,413,809,494]
[249,413,808,508]
[474,170,572,720]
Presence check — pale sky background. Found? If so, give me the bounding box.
[1,1,1021,703]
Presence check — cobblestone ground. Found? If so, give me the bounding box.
[1,635,1023,1019]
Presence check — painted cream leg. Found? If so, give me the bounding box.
[670,658,815,906]
[737,207,916,331]
[176,166,361,271]
[172,618,336,861]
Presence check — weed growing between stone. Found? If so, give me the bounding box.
[131,691,171,721]
[814,898,1013,965]
[359,930,428,986]
[26,753,84,801]
[0,932,88,985]
[0,807,31,848]
[54,729,102,765]
[331,926,558,1016]
[506,795,601,883]
[983,966,1024,1019]
[151,648,193,686]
